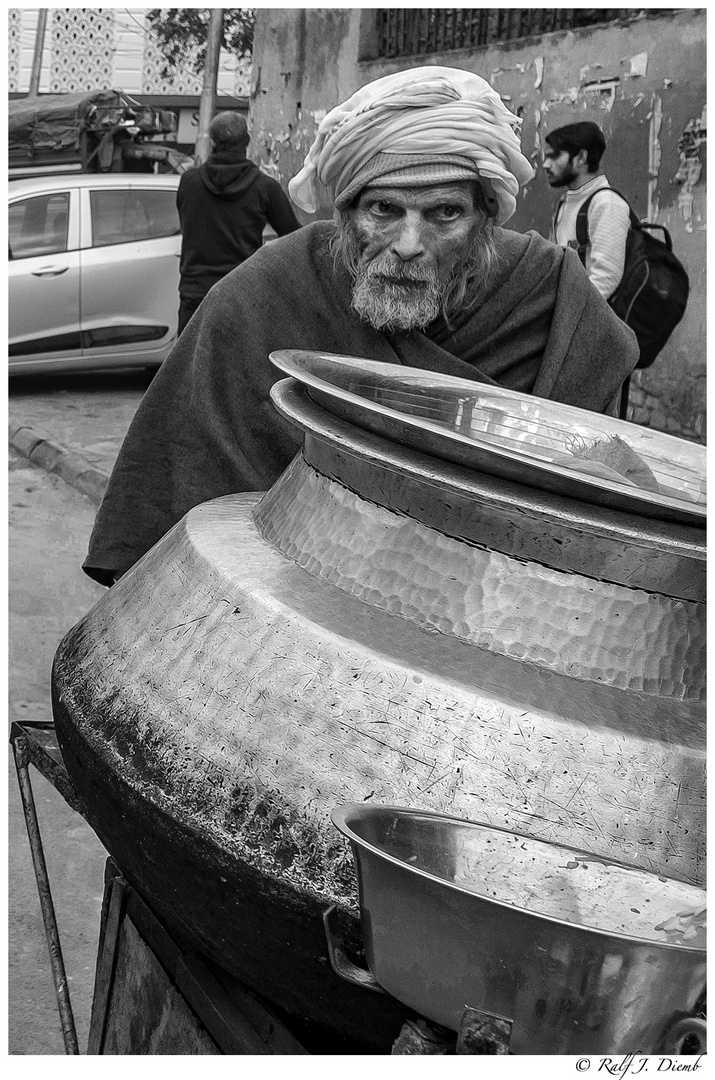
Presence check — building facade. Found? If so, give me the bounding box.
[9,8,251,150]
[250,8,706,442]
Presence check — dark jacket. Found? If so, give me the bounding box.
[176,149,300,298]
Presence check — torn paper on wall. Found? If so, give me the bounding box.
[674,112,706,224]
[583,79,619,112]
[622,52,649,79]
[579,63,603,83]
[648,96,663,222]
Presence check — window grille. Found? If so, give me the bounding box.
[371,10,647,59]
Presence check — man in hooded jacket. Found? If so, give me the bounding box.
[176,111,300,333]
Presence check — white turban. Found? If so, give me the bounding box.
[288,66,534,226]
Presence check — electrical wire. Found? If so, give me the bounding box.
[115,9,149,37]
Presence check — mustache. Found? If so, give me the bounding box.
[361,256,438,285]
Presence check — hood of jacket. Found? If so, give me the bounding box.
[199,150,262,197]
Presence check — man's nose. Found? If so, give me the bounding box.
[390,214,425,261]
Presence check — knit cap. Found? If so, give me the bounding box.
[334,151,499,218]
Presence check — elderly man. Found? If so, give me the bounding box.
[84,67,638,585]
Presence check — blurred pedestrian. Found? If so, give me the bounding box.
[176,111,300,333]
[543,121,630,301]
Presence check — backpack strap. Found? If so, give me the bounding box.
[574,187,637,267]
[574,193,598,266]
[552,194,566,243]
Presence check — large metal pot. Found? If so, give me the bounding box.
[331,804,706,1055]
[52,370,705,1047]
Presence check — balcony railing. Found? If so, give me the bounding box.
[371,9,647,59]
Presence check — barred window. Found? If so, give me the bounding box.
[365,10,650,60]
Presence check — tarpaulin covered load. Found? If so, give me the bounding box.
[9,88,181,172]
[12,89,108,156]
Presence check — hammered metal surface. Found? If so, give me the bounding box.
[304,435,705,604]
[255,457,704,700]
[273,381,705,602]
[55,497,705,892]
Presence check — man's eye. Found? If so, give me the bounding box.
[370,200,396,215]
[436,205,463,220]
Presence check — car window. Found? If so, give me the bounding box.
[90,188,180,247]
[9,193,70,259]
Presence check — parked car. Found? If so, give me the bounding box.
[9,173,181,375]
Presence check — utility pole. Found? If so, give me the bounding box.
[28,9,48,96]
[194,8,223,164]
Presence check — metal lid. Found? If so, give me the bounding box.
[270,351,706,528]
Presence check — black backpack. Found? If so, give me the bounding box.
[575,188,689,368]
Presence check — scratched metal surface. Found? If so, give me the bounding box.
[55,495,705,893]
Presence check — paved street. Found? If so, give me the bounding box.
[9,368,153,476]
[9,374,147,1054]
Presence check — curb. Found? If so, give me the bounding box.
[9,421,109,507]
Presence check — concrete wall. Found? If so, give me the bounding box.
[250,9,706,442]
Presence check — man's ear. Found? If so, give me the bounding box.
[575,149,589,170]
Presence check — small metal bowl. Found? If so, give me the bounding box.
[331,803,706,1055]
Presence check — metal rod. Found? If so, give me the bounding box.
[195,8,224,164]
[13,736,80,1054]
[28,9,48,96]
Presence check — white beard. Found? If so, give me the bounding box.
[350,258,442,331]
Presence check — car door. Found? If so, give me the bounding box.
[79,184,181,367]
[9,188,82,370]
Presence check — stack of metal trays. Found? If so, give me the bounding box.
[269,350,706,527]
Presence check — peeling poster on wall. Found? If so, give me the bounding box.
[674,110,707,226]
[583,79,620,112]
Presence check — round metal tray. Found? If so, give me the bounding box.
[269,350,706,527]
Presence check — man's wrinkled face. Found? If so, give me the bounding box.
[341,181,489,331]
[543,147,578,188]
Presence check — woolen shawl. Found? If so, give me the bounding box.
[83,222,638,584]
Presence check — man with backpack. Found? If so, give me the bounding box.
[544,121,689,415]
[543,121,630,301]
